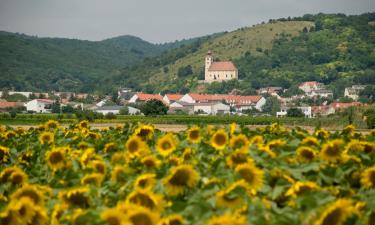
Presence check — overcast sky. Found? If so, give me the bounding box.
[0,0,374,43]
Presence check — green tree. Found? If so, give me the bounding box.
[119,107,129,115]
[140,99,168,116]
[262,96,280,116]
[51,100,61,113]
[287,108,304,117]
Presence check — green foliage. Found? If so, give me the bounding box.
[140,99,168,116]
[5,94,28,102]
[119,107,129,115]
[177,65,193,77]
[287,108,305,117]
[51,101,61,114]
[363,109,375,129]
[262,96,281,115]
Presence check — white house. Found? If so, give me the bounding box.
[299,81,324,93]
[25,99,53,113]
[344,85,366,100]
[193,102,230,115]
[276,106,312,118]
[94,106,141,115]
[163,94,184,105]
[307,89,333,98]
[168,101,194,114]
[128,93,163,104]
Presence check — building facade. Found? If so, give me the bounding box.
[204,50,238,82]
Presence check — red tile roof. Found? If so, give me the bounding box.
[0,102,21,109]
[165,94,184,101]
[208,62,237,71]
[299,81,320,87]
[36,99,54,104]
[136,93,163,101]
[330,102,363,109]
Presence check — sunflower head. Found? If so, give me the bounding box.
[126,189,164,212]
[81,173,104,186]
[125,136,150,158]
[45,120,59,130]
[0,146,10,163]
[11,184,45,206]
[104,142,118,153]
[313,199,354,225]
[101,208,127,225]
[111,165,128,183]
[285,181,319,197]
[125,204,160,225]
[9,169,28,185]
[59,187,90,208]
[296,146,316,162]
[89,159,106,174]
[159,214,184,225]
[216,180,247,208]
[134,124,155,140]
[301,136,319,147]
[206,213,247,225]
[226,149,251,169]
[77,120,89,129]
[134,173,156,190]
[360,166,375,189]
[156,133,178,157]
[164,164,199,196]
[319,139,344,163]
[39,131,54,145]
[235,163,264,192]
[210,129,228,150]
[249,135,263,145]
[186,126,201,144]
[46,147,66,171]
[229,134,249,151]
[141,155,161,169]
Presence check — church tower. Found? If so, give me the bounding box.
[205,50,213,80]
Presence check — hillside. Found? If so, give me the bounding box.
[0,32,187,92]
[110,13,375,96]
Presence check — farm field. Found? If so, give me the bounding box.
[1,120,375,225]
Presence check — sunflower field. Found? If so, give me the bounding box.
[1,121,375,225]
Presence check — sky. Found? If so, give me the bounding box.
[0,0,374,43]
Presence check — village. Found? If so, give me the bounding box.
[0,50,370,118]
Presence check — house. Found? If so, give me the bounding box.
[179,93,266,111]
[118,88,134,101]
[204,50,238,82]
[256,87,283,95]
[168,101,194,114]
[344,85,366,100]
[128,93,163,104]
[93,106,141,115]
[0,101,25,112]
[276,106,312,118]
[193,102,230,115]
[299,81,324,93]
[25,99,54,113]
[311,105,335,117]
[307,89,333,98]
[330,102,363,111]
[163,94,184,105]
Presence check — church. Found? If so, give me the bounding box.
[204,50,238,82]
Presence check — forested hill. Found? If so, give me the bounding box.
[0,32,195,92]
[107,13,375,97]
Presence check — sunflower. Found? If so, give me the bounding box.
[111,165,128,183]
[319,139,344,162]
[210,129,228,150]
[8,197,36,224]
[156,133,178,157]
[229,134,249,151]
[80,148,97,168]
[134,124,155,140]
[315,128,330,139]
[186,126,201,144]
[345,140,364,152]
[111,152,127,164]
[77,120,89,129]
[205,213,247,225]
[9,169,28,185]
[134,173,156,190]
[70,208,88,225]
[182,148,194,161]
[314,199,354,225]
[81,173,104,186]
[46,148,66,171]
[141,155,161,169]
[216,180,248,208]
[125,136,150,158]
[51,203,68,225]
[301,136,319,147]
[258,145,276,158]
[226,149,252,169]
[45,120,59,130]
[59,187,90,208]
[126,189,164,212]
[267,139,287,151]
[296,146,316,162]
[125,204,160,225]
[235,163,264,192]
[88,159,106,174]
[285,181,319,197]
[342,124,355,136]
[39,131,54,144]
[362,141,375,154]
[29,206,49,225]
[11,184,45,206]
[77,141,89,150]
[159,214,184,225]
[163,164,199,196]
[0,166,20,183]
[360,166,375,189]
[104,142,118,153]
[18,151,33,165]
[0,145,10,163]
[101,208,127,225]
